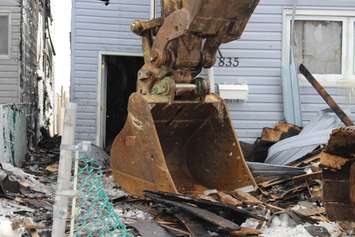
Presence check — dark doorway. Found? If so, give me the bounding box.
[105,55,144,152]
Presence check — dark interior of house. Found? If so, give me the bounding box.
[105,55,144,152]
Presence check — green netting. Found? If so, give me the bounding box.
[73,155,132,237]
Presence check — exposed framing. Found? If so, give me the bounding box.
[282,9,355,87]
[96,51,143,147]
[0,12,11,59]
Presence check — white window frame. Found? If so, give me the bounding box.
[282,9,355,87]
[0,12,11,58]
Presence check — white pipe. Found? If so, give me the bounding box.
[150,0,156,19]
[208,68,216,93]
[176,84,196,89]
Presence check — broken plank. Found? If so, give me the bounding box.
[156,223,190,236]
[276,122,302,135]
[230,227,262,237]
[175,213,212,237]
[146,193,241,231]
[293,172,322,182]
[320,152,350,170]
[292,153,321,167]
[261,122,301,143]
[130,220,174,237]
[299,64,354,127]
[326,127,355,158]
[324,202,355,221]
[231,190,263,205]
[292,202,326,217]
[258,177,288,189]
[258,172,318,189]
[261,127,283,142]
[217,192,243,206]
[145,191,265,222]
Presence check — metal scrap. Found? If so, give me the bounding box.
[248,162,307,177]
[265,109,339,165]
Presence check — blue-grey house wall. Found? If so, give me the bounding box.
[0,0,21,104]
[71,0,150,143]
[71,0,355,144]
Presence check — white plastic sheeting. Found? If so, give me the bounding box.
[265,109,340,165]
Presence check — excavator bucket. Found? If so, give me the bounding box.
[111,93,256,197]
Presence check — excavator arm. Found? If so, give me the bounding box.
[111,0,260,197]
[131,0,259,98]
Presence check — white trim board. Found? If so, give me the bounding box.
[95,51,143,147]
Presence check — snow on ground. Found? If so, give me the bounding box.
[261,213,344,237]
[0,218,23,237]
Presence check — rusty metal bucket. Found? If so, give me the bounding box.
[111,93,256,197]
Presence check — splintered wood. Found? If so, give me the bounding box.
[248,122,302,163]
[143,190,267,236]
[261,122,302,143]
[128,126,355,236]
[321,127,355,221]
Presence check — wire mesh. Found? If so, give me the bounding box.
[72,154,132,237]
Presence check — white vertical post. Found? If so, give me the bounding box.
[150,0,156,19]
[69,149,80,237]
[52,103,77,237]
[208,68,216,93]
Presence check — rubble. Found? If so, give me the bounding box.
[0,131,60,236]
[265,109,339,166]
[244,122,302,163]
[321,127,355,221]
[1,123,354,236]
[115,115,353,236]
[1,104,354,236]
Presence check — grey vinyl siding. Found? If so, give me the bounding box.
[72,0,355,144]
[0,0,20,104]
[300,87,355,124]
[71,0,150,142]
[217,2,284,142]
[218,0,355,142]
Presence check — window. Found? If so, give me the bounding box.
[283,10,355,84]
[294,20,342,74]
[0,15,9,56]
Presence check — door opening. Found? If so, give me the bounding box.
[104,55,144,152]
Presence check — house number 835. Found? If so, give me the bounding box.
[217,57,240,67]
